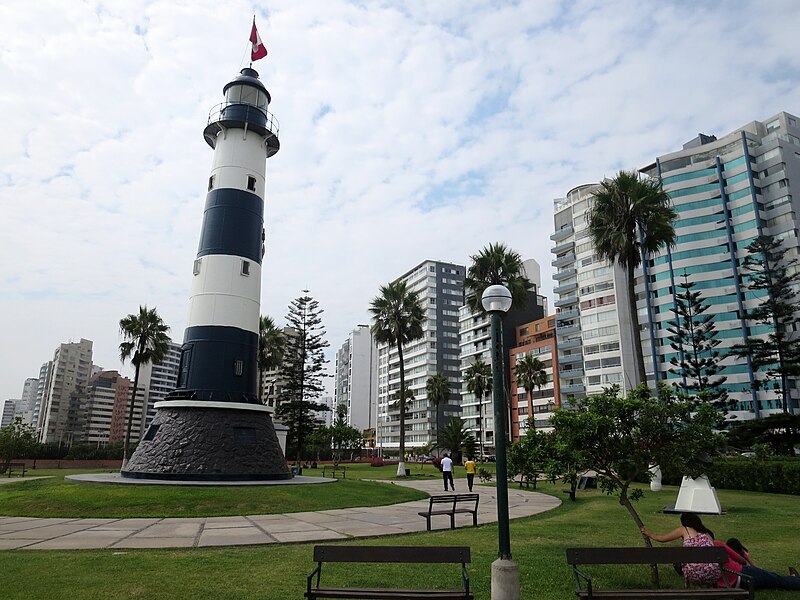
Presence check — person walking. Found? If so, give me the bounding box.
[464,456,477,492]
[441,453,455,491]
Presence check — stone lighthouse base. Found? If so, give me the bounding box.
[122,403,291,481]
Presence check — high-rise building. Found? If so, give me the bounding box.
[32,362,51,433]
[639,111,800,418]
[458,259,547,453]
[37,339,93,444]
[315,395,337,428]
[551,185,640,405]
[137,340,181,435]
[509,315,558,440]
[1,400,16,428]
[376,260,465,455]
[334,325,377,432]
[83,370,134,444]
[17,378,38,426]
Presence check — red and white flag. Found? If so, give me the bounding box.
[250,20,268,62]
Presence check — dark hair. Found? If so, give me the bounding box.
[726,538,748,556]
[680,513,715,539]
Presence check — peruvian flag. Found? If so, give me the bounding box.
[250,19,268,61]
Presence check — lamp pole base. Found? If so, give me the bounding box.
[491,558,520,600]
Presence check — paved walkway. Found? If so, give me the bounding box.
[0,480,560,550]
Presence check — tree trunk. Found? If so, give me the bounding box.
[627,260,648,386]
[122,363,141,470]
[619,483,659,586]
[396,339,407,477]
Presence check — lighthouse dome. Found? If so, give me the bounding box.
[223,68,272,111]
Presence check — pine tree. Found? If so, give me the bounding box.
[730,235,800,413]
[666,274,728,408]
[276,291,330,461]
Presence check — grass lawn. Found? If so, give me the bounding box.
[0,469,426,518]
[2,482,798,599]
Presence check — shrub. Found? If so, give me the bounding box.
[660,457,800,495]
[478,468,493,483]
[369,457,385,467]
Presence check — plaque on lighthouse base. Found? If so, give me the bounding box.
[122,402,291,481]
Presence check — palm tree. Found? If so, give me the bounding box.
[425,372,450,453]
[514,354,548,431]
[119,306,170,467]
[464,358,492,460]
[439,418,475,465]
[587,171,676,385]
[464,242,534,313]
[369,280,425,476]
[258,315,285,404]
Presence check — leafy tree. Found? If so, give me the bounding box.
[549,384,721,585]
[666,274,728,408]
[464,358,492,460]
[514,354,548,430]
[464,242,533,314]
[276,292,330,462]
[587,171,676,385]
[440,417,475,464]
[257,315,285,404]
[725,413,800,456]
[0,417,38,473]
[369,280,425,476]
[508,425,551,489]
[730,235,800,413]
[317,405,363,465]
[119,305,170,466]
[425,372,450,452]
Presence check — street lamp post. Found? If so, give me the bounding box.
[481,284,519,600]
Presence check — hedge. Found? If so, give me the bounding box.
[659,457,800,495]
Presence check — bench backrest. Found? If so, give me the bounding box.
[313,545,471,564]
[566,546,728,565]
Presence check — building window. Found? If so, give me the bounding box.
[208,175,215,191]
[241,260,250,276]
[247,175,257,191]
[193,259,202,276]
[234,359,244,376]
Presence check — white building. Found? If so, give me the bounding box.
[376,260,464,456]
[37,339,93,444]
[16,378,38,426]
[83,370,136,444]
[334,325,378,432]
[137,340,181,435]
[1,400,16,428]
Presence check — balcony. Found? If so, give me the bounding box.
[559,367,584,378]
[553,268,577,281]
[204,102,280,156]
[555,309,578,322]
[554,295,578,308]
[556,322,580,335]
[558,337,581,350]
[552,253,576,268]
[559,352,583,364]
[553,280,578,295]
[551,240,575,255]
[561,383,586,395]
[550,225,574,242]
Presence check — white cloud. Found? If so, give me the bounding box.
[1,0,799,401]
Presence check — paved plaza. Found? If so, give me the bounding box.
[0,479,560,550]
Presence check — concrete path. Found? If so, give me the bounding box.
[0,479,560,550]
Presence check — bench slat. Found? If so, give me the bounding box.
[567,547,729,565]
[576,591,748,599]
[307,587,471,599]
[313,546,471,563]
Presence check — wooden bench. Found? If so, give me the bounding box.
[6,462,27,477]
[305,545,473,599]
[566,547,753,600]
[322,466,347,479]
[417,494,479,531]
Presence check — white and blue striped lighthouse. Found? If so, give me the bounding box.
[123,68,290,480]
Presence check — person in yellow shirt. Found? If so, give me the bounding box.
[464,456,477,492]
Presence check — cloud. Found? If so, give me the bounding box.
[1,0,799,401]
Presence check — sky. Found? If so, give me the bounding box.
[1,0,799,403]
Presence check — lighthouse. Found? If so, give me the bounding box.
[122,68,290,480]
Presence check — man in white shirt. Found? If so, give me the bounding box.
[441,453,455,491]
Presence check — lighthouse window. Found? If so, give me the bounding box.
[234,359,244,376]
[240,86,259,107]
[247,176,257,191]
[241,260,250,276]
[193,259,202,276]
[208,175,215,191]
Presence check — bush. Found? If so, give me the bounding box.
[64,443,131,460]
[660,457,800,495]
[369,457,385,467]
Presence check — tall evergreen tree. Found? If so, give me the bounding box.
[276,291,330,462]
[425,372,450,451]
[730,235,800,413]
[119,305,170,467]
[666,274,728,408]
[587,171,676,385]
[464,358,492,460]
[369,280,425,476]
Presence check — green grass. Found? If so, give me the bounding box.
[0,469,426,518]
[2,482,798,599]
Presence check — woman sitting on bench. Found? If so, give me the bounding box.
[642,513,800,591]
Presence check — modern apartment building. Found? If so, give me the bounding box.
[37,339,93,444]
[84,370,134,444]
[138,340,181,434]
[32,362,51,431]
[376,260,464,455]
[509,315,558,440]
[458,259,548,452]
[260,326,297,414]
[17,378,38,426]
[639,112,800,418]
[551,185,640,405]
[334,325,378,432]
[1,400,15,428]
